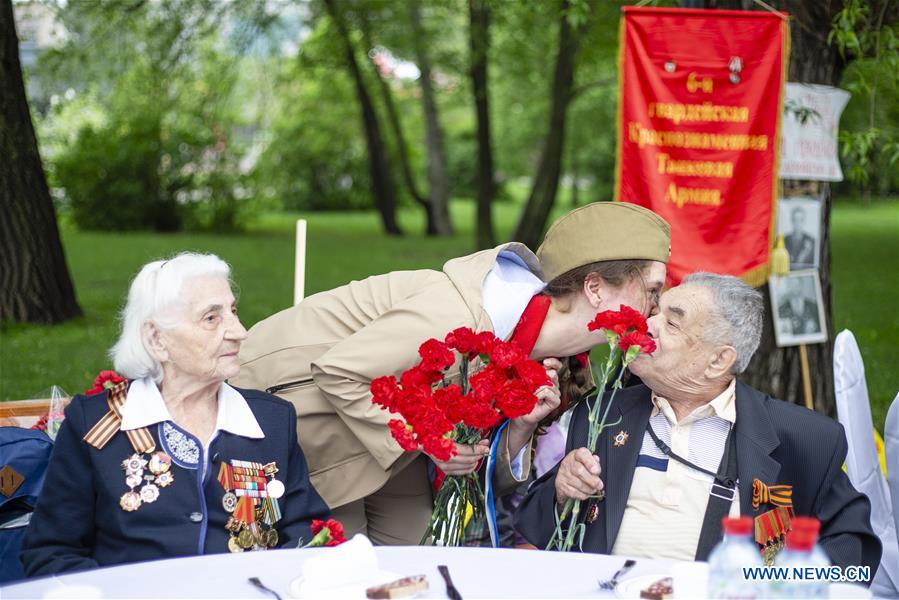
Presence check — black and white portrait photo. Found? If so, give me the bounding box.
[769,270,828,347]
[778,197,821,270]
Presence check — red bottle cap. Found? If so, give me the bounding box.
[786,528,816,551]
[792,517,821,536]
[722,516,753,536]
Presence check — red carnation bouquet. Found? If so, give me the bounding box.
[371,327,551,546]
[547,305,656,552]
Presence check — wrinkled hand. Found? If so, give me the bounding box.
[555,448,603,507]
[427,439,490,476]
[514,358,563,429]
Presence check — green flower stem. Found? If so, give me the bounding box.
[546,343,642,552]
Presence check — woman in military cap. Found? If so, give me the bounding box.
[21,252,330,577]
[232,201,670,546]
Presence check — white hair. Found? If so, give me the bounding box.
[681,272,764,374]
[110,252,232,383]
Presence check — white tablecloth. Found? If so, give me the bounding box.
[1,546,678,599]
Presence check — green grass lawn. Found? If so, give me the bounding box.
[1,197,896,430]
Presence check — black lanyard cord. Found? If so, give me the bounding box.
[646,421,736,488]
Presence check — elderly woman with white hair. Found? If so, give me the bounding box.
[21,252,330,577]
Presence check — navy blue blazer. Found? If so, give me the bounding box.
[515,382,882,576]
[20,386,330,577]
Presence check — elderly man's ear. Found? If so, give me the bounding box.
[143,321,170,363]
[705,345,737,380]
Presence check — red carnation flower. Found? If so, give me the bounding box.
[513,360,552,390]
[618,331,656,355]
[418,339,455,372]
[495,379,539,419]
[460,395,502,430]
[388,419,419,452]
[400,366,440,391]
[85,370,126,395]
[422,435,456,462]
[618,304,649,334]
[475,331,498,355]
[310,518,347,546]
[445,327,480,356]
[371,376,401,412]
[489,341,527,369]
[587,310,621,333]
[468,364,504,403]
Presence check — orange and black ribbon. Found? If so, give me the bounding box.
[752,478,792,509]
[83,380,155,453]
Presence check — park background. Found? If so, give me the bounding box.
[2,0,897,430]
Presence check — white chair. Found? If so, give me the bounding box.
[886,393,899,560]
[834,330,899,597]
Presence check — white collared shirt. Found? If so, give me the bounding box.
[119,377,265,448]
[482,251,546,479]
[482,251,546,341]
[611,379,739,561]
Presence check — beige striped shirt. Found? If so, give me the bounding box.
[611,380,740,561]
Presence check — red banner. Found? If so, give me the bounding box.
[615,7,788,286]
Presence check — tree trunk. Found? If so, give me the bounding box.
[712,0,846,416]
[323,0,402,236]
[0,0,82,324]
[360,18,437,234]
[511,0,591,249]
[469,0,495,249]
[409,0,453,236]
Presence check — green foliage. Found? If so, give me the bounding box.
[829,0,899,195]
[33,0,262,231]
[257,72,373,211]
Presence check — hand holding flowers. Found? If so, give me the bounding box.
[546,305,655,552]
[370,327,551,546]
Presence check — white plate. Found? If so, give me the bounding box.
[289,570,401,599]
[615,574,671,599]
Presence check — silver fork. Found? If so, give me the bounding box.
[248,576,282,600]
[598,559,636,591]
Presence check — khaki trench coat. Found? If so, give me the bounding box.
[231,243,543,509]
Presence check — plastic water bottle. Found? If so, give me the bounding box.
[775,519,829,598]
[707,516,764,599]
[792,517,831,572]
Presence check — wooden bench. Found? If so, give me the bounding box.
[0,399,53,428]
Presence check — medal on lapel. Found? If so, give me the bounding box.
[218,459,284,552]
[613,430,629,447]
[119,450,175,512]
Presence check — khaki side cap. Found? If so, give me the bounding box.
[537,202,671,282]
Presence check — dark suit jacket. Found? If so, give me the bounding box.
[20,386,330,577]
[778,299,821,335]
[515,382,881,575]
[785,231,815,267]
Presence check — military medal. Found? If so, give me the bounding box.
[119,450,175,512]
[585,501,599,524]
[217,459,283,552]
[228,537,243,553]
[222,492,238,512]
[120,491,141,511]
[755,506,795,565]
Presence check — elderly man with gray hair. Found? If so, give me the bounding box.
[516,273,880,578]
